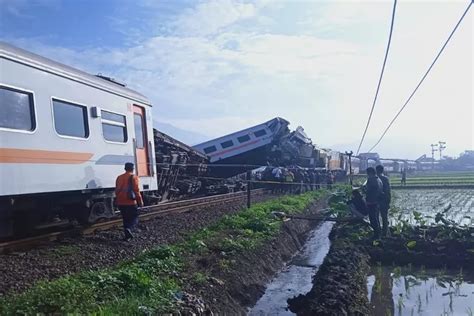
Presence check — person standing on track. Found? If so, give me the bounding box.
[376,165,391,237]
[115,162,144,241]
[364,167,383,240]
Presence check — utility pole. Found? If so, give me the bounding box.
[345,151,353,186]
[430,143,438,170]
[246,170,251,209]
[438,141,446,160]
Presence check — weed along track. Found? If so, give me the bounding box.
[0,191,330,314]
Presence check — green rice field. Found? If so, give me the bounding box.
[353,171,474,187]
[391,189,474,227]
[389,171,474,186]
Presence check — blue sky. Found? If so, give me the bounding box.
[1,0,472,158]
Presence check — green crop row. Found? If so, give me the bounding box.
[0,190,328,315]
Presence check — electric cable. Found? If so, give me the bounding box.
[356,0,398,155]
[367,1,472,153]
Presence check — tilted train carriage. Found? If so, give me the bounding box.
[192,117,291,178]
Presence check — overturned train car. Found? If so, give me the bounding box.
[154,129,209,201]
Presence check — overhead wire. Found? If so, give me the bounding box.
[367,1,472,153]
[356,0,398,155]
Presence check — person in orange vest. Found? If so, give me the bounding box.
[115,162,143,241]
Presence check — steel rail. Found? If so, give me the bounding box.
[0,189,267,254]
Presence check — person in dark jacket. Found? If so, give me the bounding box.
[364,167,383,239]
[376,165,391,237]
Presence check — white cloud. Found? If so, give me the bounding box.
[173,0,258,36]
[4,0,472,159]
[166,116,264,139]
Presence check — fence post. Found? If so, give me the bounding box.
[246,170,251,208]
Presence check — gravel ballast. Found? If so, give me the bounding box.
[0,194,277,297]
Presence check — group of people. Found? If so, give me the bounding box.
[114,161,396,241]
[349,165,391,240]
[114,162,346,241]
[257,166,338,193]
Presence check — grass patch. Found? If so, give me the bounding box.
[0,191,326,315]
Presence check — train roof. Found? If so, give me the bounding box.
[193,117,289,148]
[0,41,151,105]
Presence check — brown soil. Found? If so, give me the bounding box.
[180,197,329,315]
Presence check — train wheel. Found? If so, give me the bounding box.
[77,199,115,225]
[87,201,107,223]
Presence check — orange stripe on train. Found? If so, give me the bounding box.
[0,148,93,164]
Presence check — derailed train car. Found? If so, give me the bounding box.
[192,118,324,178]
[0,42,158,238]
[153,129,208,201]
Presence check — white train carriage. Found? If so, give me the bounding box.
[0,42,157,237]
[193,117,289,163]
[192,117,289,177]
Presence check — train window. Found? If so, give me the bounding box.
[0,86,35,131]
[221,140,234,148]
[203,146,217,154]
[268,120,278,132]
[53,99,89,138]
[101,110,127,143]
[254,129,267,137]
[237,135,250,143]
[133,113,145,148]
[102,111,126,124]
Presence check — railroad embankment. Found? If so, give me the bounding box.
[288,198,474,315]
[0,190,329,315]
[0,193,274,297]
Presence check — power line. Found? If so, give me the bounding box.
[356,0,398,155]
[368,1,472,153]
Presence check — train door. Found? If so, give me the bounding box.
[132,105,150,176]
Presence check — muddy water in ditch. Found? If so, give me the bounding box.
[248,221,334,316]
[367,266,474,316]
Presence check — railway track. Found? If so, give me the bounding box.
[0,189,267,254]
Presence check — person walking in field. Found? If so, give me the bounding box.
[115,162,144,241]
[376,165,391,237]
[401,169,407,186]
[364,167,383,240]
